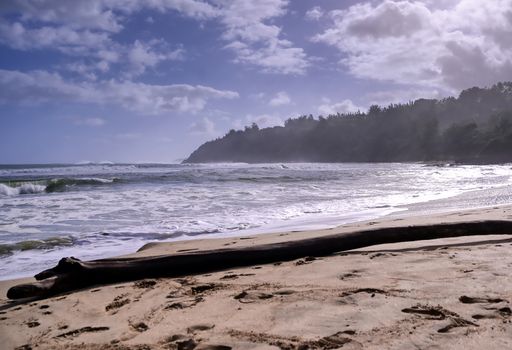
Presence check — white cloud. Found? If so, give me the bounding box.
[74,117,106,127]
[318,98,363,115]
[0,20,184,78]
[269,91,291,106]
[63,60,114,80]
[1,0,309,76]
[0,69,96,103]
[0,69,239,114]
[313,0,512,92]
[128,39,184,76]
[63,62,98,81]
[105,80,238,114]
[305,6,324,21]
[0,21,112,52]
[0,1,213,77]
[189,117,216,135]
[1,0,308,76]
[0,0,218,31]
[217,0,309,74]
[224,40,308,74]
[1,0,122,32]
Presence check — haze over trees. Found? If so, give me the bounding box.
[184,83,512,164]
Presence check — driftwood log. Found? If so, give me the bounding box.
[7,220,512,299]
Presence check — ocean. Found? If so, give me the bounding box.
[0,162,511,280]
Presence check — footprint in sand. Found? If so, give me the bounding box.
[459,295,510,319]
[295,256,317,265]
[55,326,110,338]
[340,288,388,298]
[105,295,131,312]
[165,297,204,310]
[187,323,215,334]
[133,279,157,289]
[273,289,295,296]
[227,329,359,349]
[338,270,362,280]
[220,273,255,280]
[130,322,149,332]
[233,287,295,303]
[459,295,508,304]
[165,334,232,350]
[369,252,398,259]
[26,320,40,328]
[234,290,274,303]
[190,283,221,294]
[39,306,51,314]
[471,306,511,320]
[14,345,33,350]
[401,304,478,333]
[175,277,197,286]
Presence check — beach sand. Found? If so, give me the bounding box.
[1,205,512,349]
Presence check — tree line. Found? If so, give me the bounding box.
[184,82,512,164]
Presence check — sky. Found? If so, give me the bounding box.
[1,0,511,163]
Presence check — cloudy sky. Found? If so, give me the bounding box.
[1,0,511,163]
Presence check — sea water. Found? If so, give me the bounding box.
[0,162,511,279]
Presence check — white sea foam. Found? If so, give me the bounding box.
[0,183,46,196]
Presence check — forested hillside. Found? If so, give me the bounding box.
[185,82,512,164]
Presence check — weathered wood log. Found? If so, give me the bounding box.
[7,220,512,299]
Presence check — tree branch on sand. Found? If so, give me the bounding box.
[7,220,512,300]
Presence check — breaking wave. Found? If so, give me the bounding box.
[0,183,46,196]
[0,177,119,196]
[45,177,119,192]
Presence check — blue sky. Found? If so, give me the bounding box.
[1,0,511,163]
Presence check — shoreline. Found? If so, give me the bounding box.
[3,182,511,282]
[121,203,512,257]
[1,205,512,349]
[1,203,511,283]
[1,164,511,281]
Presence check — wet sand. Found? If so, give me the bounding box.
[1,205,512,349]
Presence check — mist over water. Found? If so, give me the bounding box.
[0,162,511,279]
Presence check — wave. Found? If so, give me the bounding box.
[0,177,119,196]
[0,236,74,256]
[0,183,46,196]
[236,175,298,182]
[45,177,119,192]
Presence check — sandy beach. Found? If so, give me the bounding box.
[1,205,512,350]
